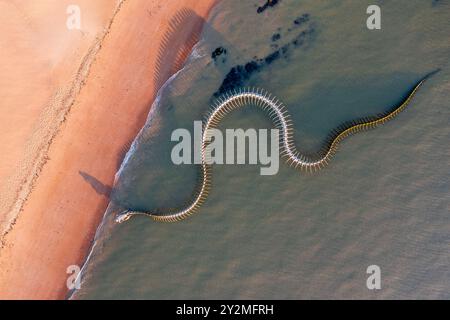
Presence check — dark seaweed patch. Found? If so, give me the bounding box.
[265,50,280,64]
[432,0,445,6]
[214,12,316,97]
[257,0,280,14]
[280,44,289,57]
[292,26,315,47]
[244,61,260,73]
[293,13,310,26]
[212,47,227,60]
[214,66,254,96]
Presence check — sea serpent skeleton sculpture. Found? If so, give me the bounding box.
[116,71,437,223]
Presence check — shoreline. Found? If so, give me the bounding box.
[0,0,217,299]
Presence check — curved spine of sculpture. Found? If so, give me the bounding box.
[115,71,437,223]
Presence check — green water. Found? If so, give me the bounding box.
[73,0,450,299]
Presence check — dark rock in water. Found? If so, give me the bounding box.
[272,33,281,42]
[211,47,227,60]
[257,0,280,14]
[293,13,310,26]
[265,50,280,64]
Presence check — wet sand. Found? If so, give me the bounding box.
[0,0,217,299]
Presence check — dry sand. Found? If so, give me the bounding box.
[0,0,217,299]
[0,0,120,240]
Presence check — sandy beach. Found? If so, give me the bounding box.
[0,0,216,299]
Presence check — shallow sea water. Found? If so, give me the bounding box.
[73,0,450,299]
